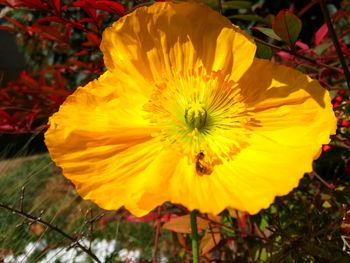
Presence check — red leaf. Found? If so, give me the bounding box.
[0,25,17,32]
[36,16,84,30]
[295,40,309,50]
[62,24,72,43]
[162,214,210,234]
[332,9,349,22]
[71,0,97,22]
[126,213,175,223]
[0,124,14,132]
[272,10,302,47]
[4,0,24,7]
[200,232,221,255]
[0,109,11,119]
[315,23,328,45]
[36,16,65,24]
[20,71,38,88]
[79,18,94,24]
[83,31,101,47]
[75,50,89,56]
[30,24,66,43]
[95,0,125,15]
[51,0,60,15]
[3,16,28,32]
[11,0,49,10]
[126,212,160,223]
[54,70,65,89]
[276,51,295,60]
[30,223,45,236]
[0,0,10,5]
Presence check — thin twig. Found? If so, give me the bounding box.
[0,202,101,263]
[217,0,223,14]
[208,221,218,247]
[20,186,25,212]
[297,0,318,17]
[89,209,93,250]
[254,37,343,72]
[319,0,350,89]
[311,171,335,189]
[332,141,350,151]
[152,207,162,263]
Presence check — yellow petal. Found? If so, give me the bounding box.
[240,58,336,151]
[167,158,242,215]
[125,149,182,217]
[100,1,256,83]
[45,71,162,211]
[45,2,336,217]
[167,59,336,215]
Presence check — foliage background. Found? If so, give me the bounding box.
[0,0,350,262]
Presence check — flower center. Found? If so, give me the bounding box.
[184,102,207,130]
[144,69,252,172]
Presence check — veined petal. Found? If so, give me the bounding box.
[240,58,336,150]
[45,71,161,210]
[126,149,182,217]
[165,59,336,215]
[215,134,319,214]
[221,59,336,214]
[168,158,246,215]
[100,1,256,83]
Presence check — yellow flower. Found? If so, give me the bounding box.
[45,1,336,216]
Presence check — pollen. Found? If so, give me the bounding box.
[144,69,252,167]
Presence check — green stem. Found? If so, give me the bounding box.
[190,210,199,263]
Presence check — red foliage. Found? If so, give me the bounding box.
[0,0,125,133]
[0,70,71,132]
[315,23,328,45]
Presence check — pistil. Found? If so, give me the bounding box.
[185,102,207,130]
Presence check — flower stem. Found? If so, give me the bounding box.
[319,0,350,89]
[190,210,199,263]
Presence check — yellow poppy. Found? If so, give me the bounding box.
[45,1,336,216]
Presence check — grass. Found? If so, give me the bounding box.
[0,152,162,262]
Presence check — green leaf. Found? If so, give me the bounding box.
[256,41,273,59]
[259,216,269,230]
[254,27,282,41]
[314,42,331,55]
[272,10,302,47]
[322,200,332,208]
[223,1,252,9]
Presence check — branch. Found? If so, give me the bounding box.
[218,0,223,14]
[0,202,101,263]
[254,37,343,73]
[319,0,350,89]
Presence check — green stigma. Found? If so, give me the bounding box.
[185,102,207,130]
